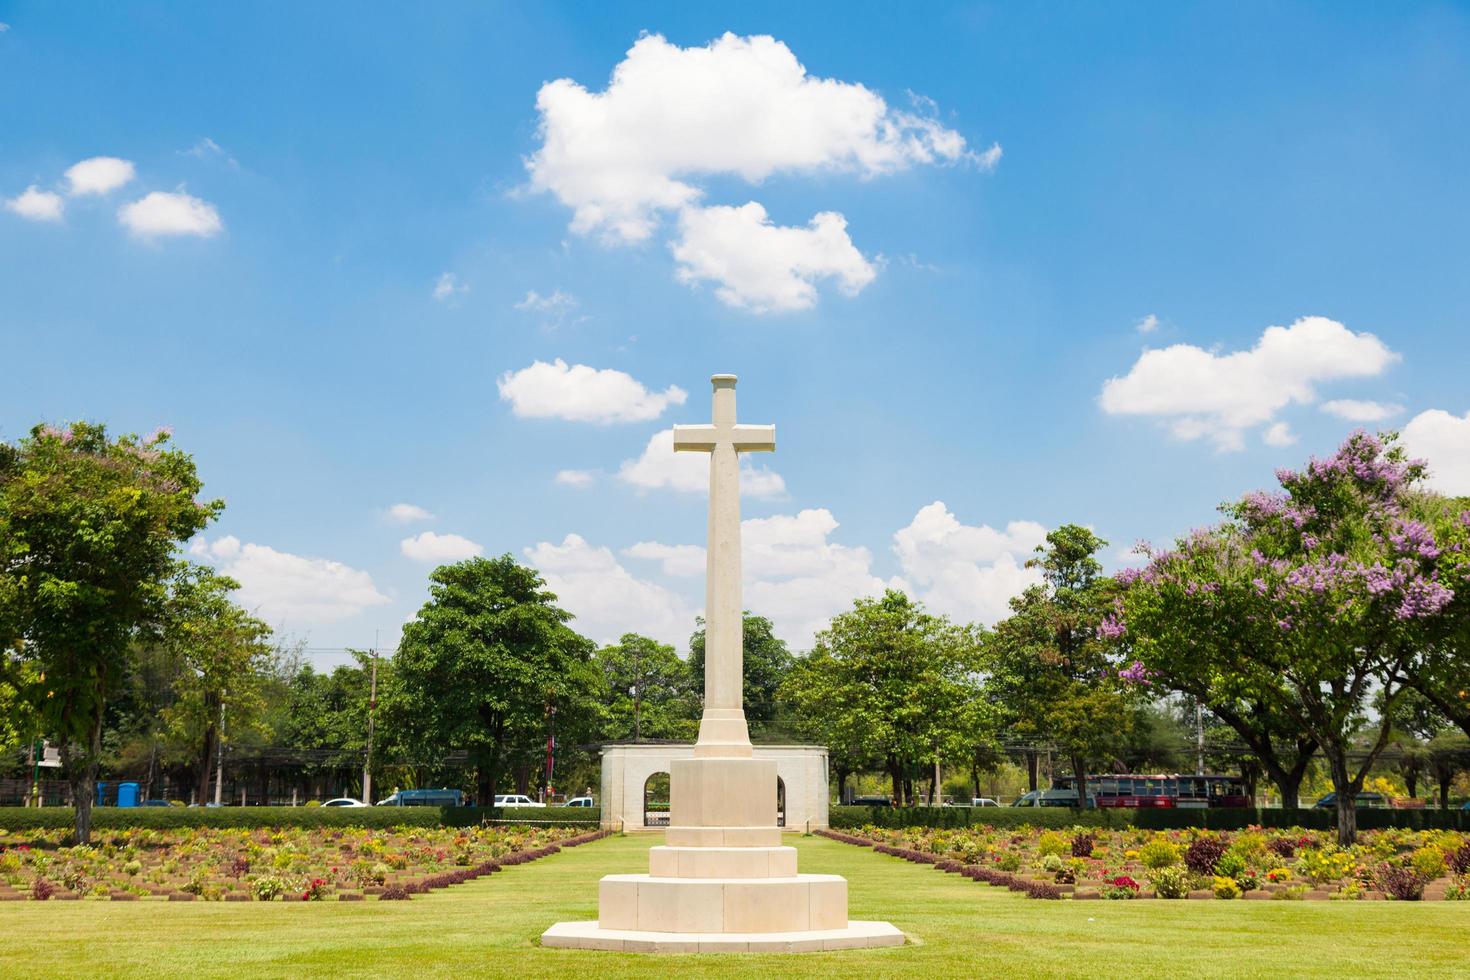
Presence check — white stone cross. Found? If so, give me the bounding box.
[672,374,774,757]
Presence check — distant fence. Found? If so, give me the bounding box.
[0,805,601,833]
[829,805,1470,832]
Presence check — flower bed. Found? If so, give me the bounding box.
[818,825,1470,902]
[0,824,609,902]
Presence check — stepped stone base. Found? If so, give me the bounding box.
[599,872,846,933]
[541,919,905,953]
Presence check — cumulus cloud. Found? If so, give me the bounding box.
[617,428,785,498]
[893,502,1047,625]
[1263,421,1297,447]
[400,531,483,563]
[671,203,875,313]
[526,32,983,312]
[554,469,595,488]
[622,540,706,577]
[189,535,390,625]
[386,502,433,523]
[1136,313,1160,334]
[64,156,136,196]
[118,190,223,238]
[432,272,468,301]
[525,533,695,648]
[4,185,64,222]
[1099,316,1400,452]
[1320,399,1404,422]
[498,359,687,424]
[1401,409,1470,496]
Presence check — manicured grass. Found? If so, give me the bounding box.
[1,833,1461,977]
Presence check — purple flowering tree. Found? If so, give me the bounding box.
[1118,432,1469,845]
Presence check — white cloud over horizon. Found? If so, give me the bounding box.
[189,535,391,626]
[1099,316,1400,451]
[893,502,1047,625]
[1320,398,1404,422]
[498,359,687,424]
[526,32,985,312]
[617,428,786,498]
[400,531,484,563]
[1401,408,1470,496]
[526,533,696,648]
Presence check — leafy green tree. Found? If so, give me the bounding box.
[156,564,274,802]
[1117,433,1470,844]
[0,423,218,841]
[781,590,984,805]
[391,555,598,804]
[985,525,1135,810]
[594,634,696,742]
[688,613,792,739]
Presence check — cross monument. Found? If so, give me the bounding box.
[541,374,902,952]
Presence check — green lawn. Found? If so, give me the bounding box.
[1,833,1462,978]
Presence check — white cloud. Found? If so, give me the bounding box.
[400,531,483,563]
[64,156,135,196]
[554,469,596,488]
[623,541,705,577]
[386,502,434,523]
[526,32,983,312]
[498,359,687,424]
[188,535,390,625]
[893,502,1047,625]
[432,272,468,301]
[525,534,695,648]
[1320,399,1404,422]
[1136,313,1159,334]
[1098,316,1400,452]
[1401,409,1470,496]
[515,289,578,314]
[4,185,64,222]
[1263,421,1297,447]
[743,509,897,646]
[617,428,786,498]
[184,137,237,167]
[671,203,875,313]
[118,190,223,238]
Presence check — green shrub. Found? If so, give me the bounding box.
[251,873,287,901]
[1410,846,1447,881]
[1212,876,1242,899]
[1037,831,1068,858]
[1149,865,1191,899]
[1138,839,1181,870]
[828,806,1128,831]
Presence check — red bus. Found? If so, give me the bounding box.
[1051,774,1251,808]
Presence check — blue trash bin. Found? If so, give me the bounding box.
[117,782,140,808]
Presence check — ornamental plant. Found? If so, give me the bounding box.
[1409,846,1447,881]
[1103,875,1140,900]
[1376,864,1426,901]
[251,873,287,901]
[1185,836,1228,875]
[1149,865,1191,899]
[1212,876,1242,900]
[1139,839,1181,870]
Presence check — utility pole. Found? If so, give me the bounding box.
[633,641,642,743]
[213,697,225,806]
[363,638,379,804]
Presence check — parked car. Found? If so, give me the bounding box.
[494,794,546,808]
[971,797,1000,807]
[1011,790,1042,807]
[848,795,893,807]
[564,796,596,808]
[323,797,368,807]
[1313,792,1387,809]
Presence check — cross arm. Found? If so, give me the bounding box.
[672,425,718,452]
[731,424,775,453]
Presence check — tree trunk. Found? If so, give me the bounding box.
[195,718,218,806]
[1277,768,1304,811]
[1328,754,1360,847]
[1071,754,1088,811]
[1405,772,1418,799]
[835,768,849,804]
[1026,751,1039,792]
[888,760,903,806]
[1440,771,1452,810]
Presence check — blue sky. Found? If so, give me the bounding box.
[4,3,1469,665]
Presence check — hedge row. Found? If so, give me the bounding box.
[829,805,1470,832]
[0,805,601,832]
